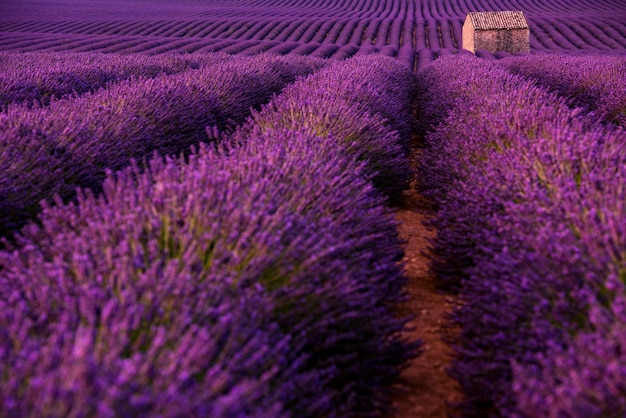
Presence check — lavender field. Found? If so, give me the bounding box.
[1,0,626,69]
[1,0,626,417]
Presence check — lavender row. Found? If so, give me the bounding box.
[0,50,232,109]
[231,54,416,199]
[220,54,424,410]
[501,53,626,126]
[0,124,417,416]
[0,53,327,237]
[415,55,626,416]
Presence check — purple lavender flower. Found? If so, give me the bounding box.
[415,54,626,417]
[0,124,418,416]
[0,52,326,238]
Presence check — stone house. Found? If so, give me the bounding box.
[462,11,530,54]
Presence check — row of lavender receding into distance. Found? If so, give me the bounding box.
[0,53,419,417]
[230,54,417,198]
[0,52,327,239]
[1,0,625,70]
[414,54,626,417]
[500,53,626,126]
[0,51,233,109]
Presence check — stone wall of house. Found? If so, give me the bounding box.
[462,24,475,53]
[474,28,530,53]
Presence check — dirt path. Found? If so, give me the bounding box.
[389,149,463,418]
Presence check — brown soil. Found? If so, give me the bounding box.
[388,148,463,418]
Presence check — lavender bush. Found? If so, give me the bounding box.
[0,52,326,237]
[514,292,626,417]
[0,126,417,416]
[501,53,626,126]
[0,51,232,109]
[0,274,294,417]
[232,54,415,198]
[415,54,626,416]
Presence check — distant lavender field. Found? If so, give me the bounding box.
[1,0,625,417]
[1,0,625,69]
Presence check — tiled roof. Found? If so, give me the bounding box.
[467,11,529,30]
